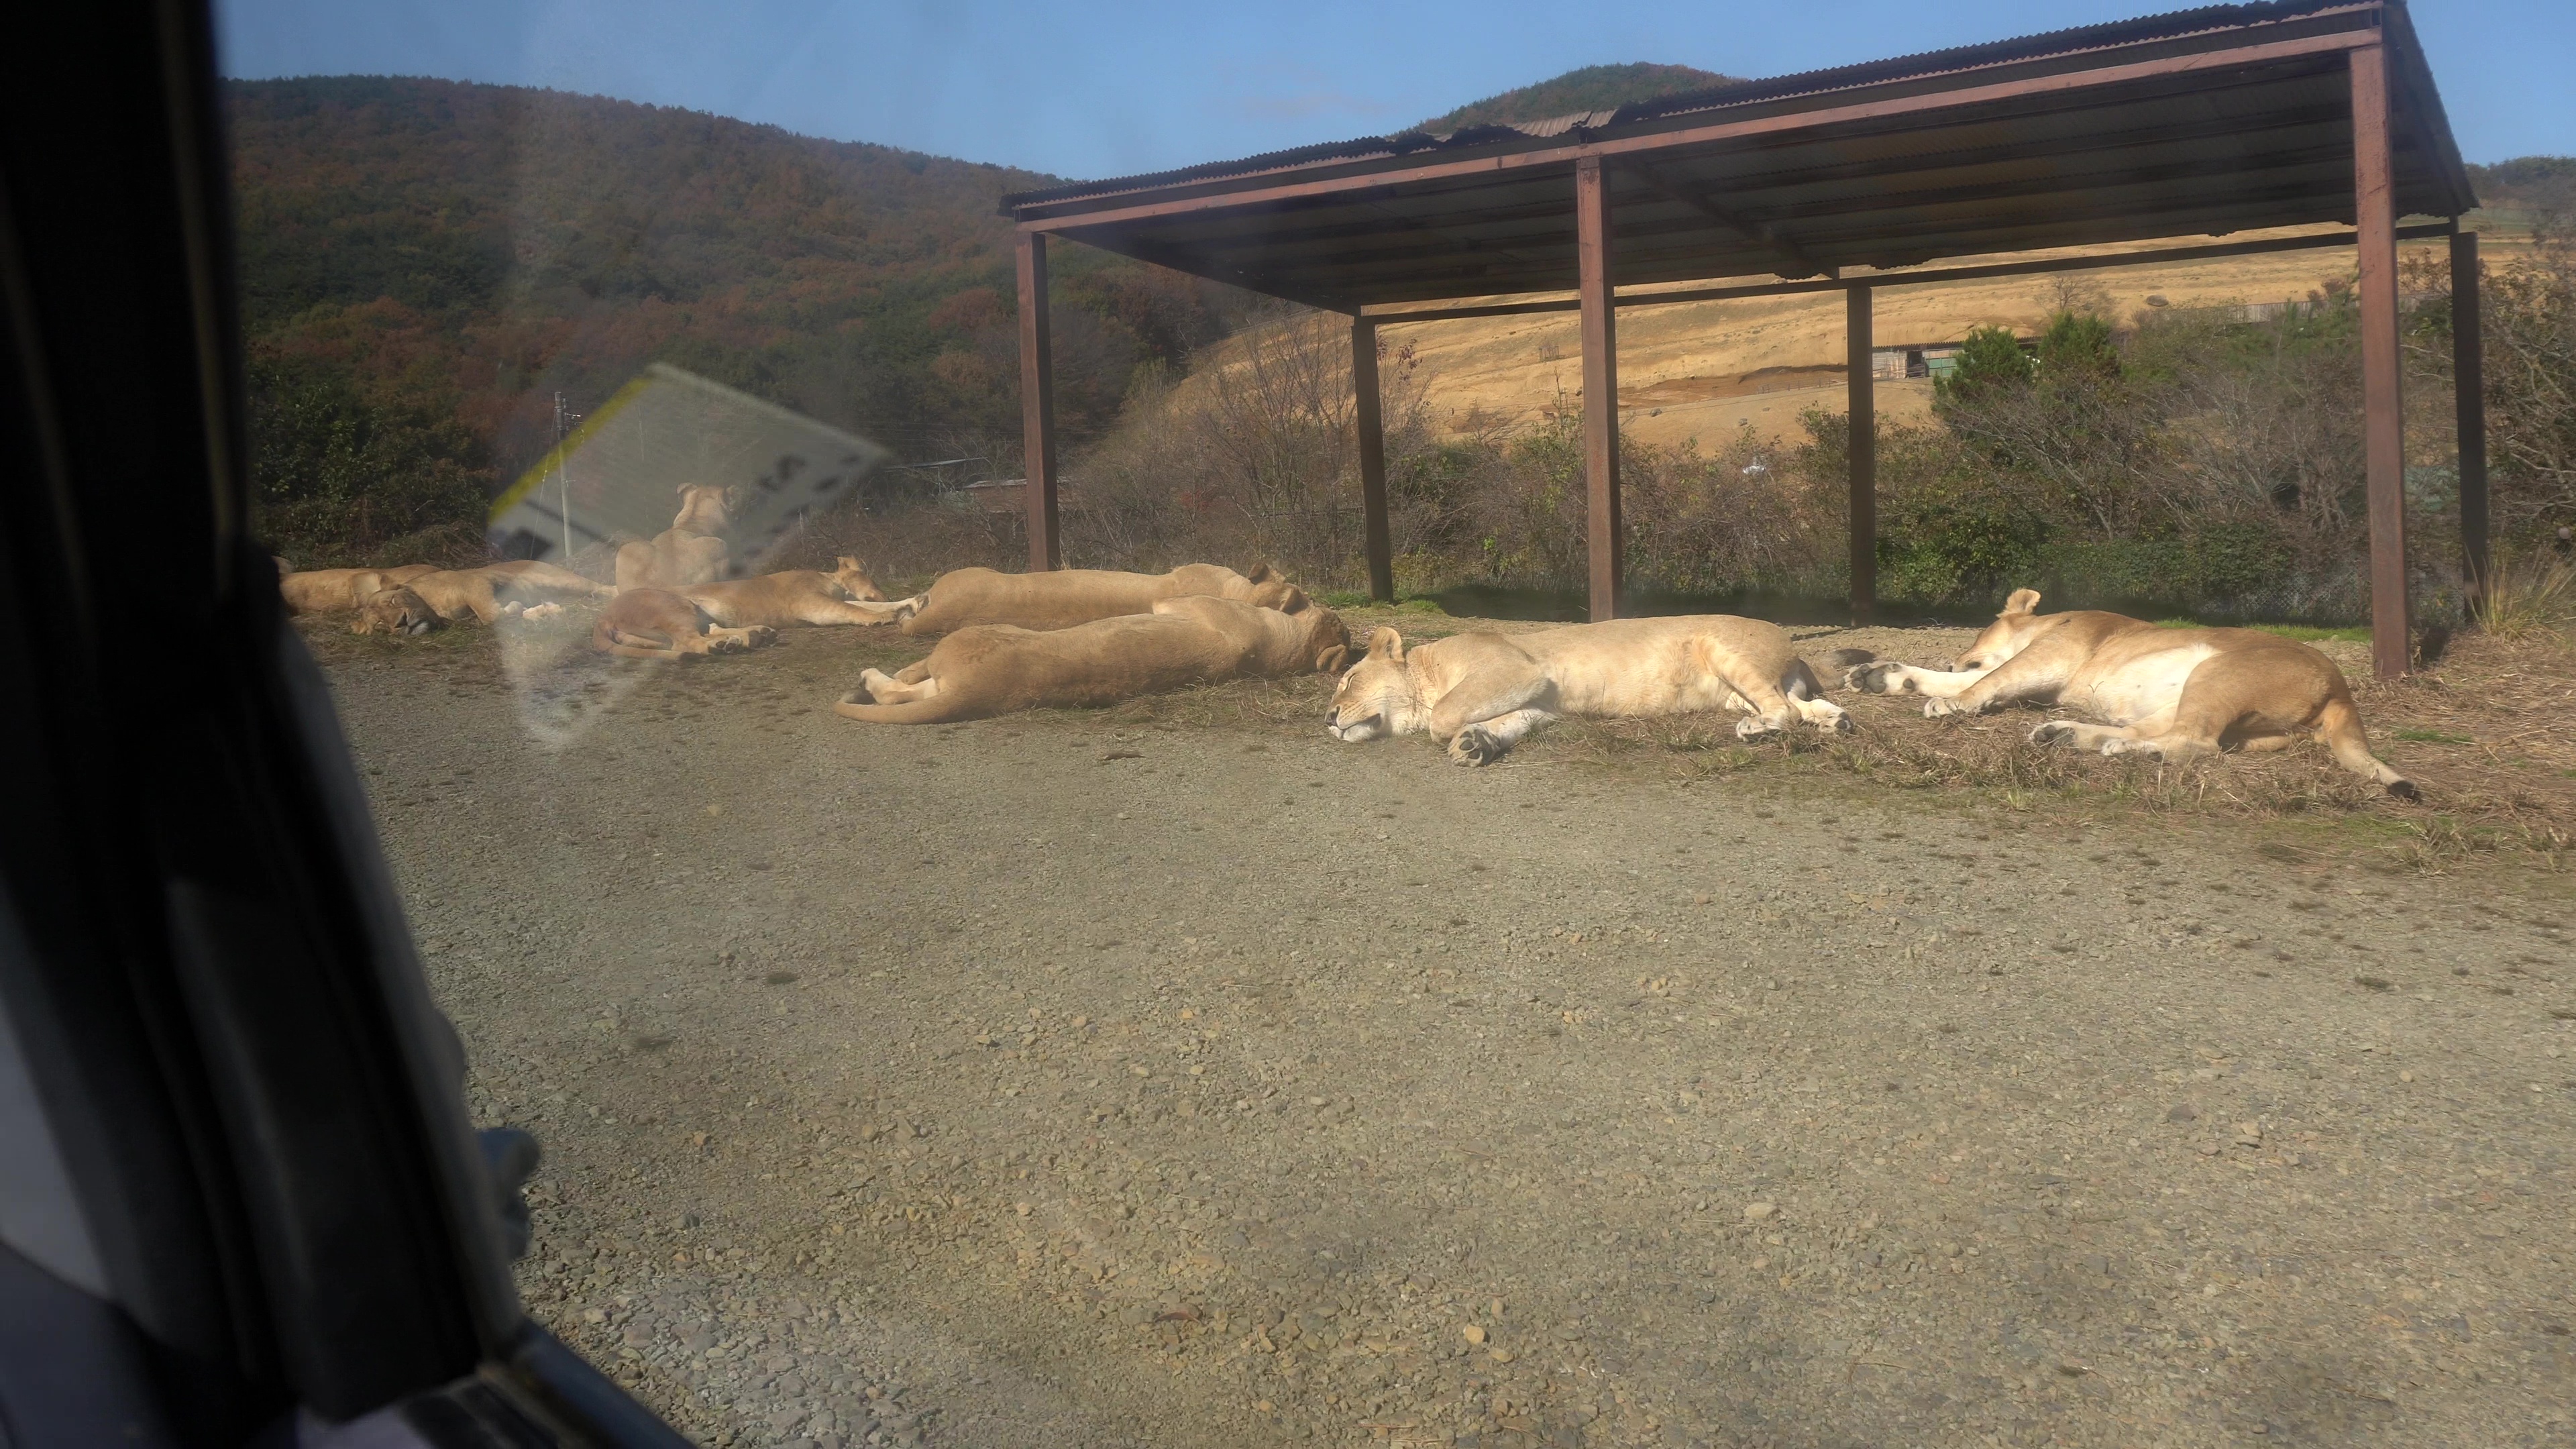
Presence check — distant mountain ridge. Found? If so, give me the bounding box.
[229,74,1252,557]
[1418,63,1745,133]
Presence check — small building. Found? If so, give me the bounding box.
[1870,343,1972,381]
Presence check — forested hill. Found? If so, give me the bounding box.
[229,74,1251,553]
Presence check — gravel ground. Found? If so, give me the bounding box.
[303,613,2576,1448]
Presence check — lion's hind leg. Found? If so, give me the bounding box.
[1790,694,1853,734]
[601,627,699,661]
[2030,707,2220,763]
[1705,655,1800,740]
[855,667,941,705]
[703,625,774,653]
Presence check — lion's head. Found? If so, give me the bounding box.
[832,555,888,602]
[354,586,439,637]
[672,483,737,534]
[1326,627,1421,743]
[1297,604,1353,674]
[1953,587,2046,672]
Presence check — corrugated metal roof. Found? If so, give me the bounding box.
[1003,0,2381,208]
[1000,0,2473,311]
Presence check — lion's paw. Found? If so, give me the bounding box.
[1923,697,1965,718]
[1827,710,1855,735]
[1734,718,1783,742]
[2029,720,2076,747]
[1846,661,1904,694]
[1448,726,1505,767]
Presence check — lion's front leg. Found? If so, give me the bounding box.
[1446,708,1554,766]
[1923,643,2078,718]
[1426,667,1552,765]
[1847,660,1991,698]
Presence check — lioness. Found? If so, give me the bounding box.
[683,557,907,629]
[896,562,1302,636]
[1847,589,2416,798]
[352,586,440,637]
[279,564,437,614]
[589,588,775,660]
[836,594,1350,724]
[1328,616,1860,766]
[407,565,612,625]
[614,484,735,592]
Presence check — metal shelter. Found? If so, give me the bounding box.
[1000,0,2484,678]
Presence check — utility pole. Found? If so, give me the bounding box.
[552,392,580,561]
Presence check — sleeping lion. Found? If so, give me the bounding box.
[837,594,1349,724]
[894,562,1303,636]
[1327,615,1862,765]
[1847,588,2415,798]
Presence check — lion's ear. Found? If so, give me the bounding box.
[2004,588,2041,616]
[1317,643,1350,673]
[1245,562,1276,584]
[1366,626,1405,661]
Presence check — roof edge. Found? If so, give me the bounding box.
[1000,0,2385,215]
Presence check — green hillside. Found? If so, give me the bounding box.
[1418,62,1743,133]
[227,76,1252,557]
[2467,156,2576,226]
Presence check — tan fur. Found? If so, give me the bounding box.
[588,588,776,661]
[614,484,736,592]
[1327,615,1856,765]
[836,595,1350,724]
[406,564,614,625]
[896,562,1302,636]
[683,557,906,629]
[352,586,441,637]
[1847,589,2416,798]
[279,564,437,614]
[481,559,613,597]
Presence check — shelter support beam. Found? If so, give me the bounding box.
[1016,231,1061,571]
[1847,285,1876,624]
[1358,225,2460,326]
[1576,156,1622,621]
[1352,317,1394,603]
[2451,229,2488,606]
[2351,45,2409,678]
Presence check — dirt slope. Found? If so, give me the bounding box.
[1377,231,2526,449]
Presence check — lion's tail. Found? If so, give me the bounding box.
[832,690,956,724]
[2317,693,2418,800]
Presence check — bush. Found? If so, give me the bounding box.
[248,348,493,566]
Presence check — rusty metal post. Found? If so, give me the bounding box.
[1576,156,1622,621]
[1352,316,1395,602]
[2451,229,2489,609]
[2351,45,2409,678]
[1015,229,1061,571]
[1847,284,1877,625]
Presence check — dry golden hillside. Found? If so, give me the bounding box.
[1373,226,2531,449]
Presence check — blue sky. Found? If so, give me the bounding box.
[218,0,2571,180]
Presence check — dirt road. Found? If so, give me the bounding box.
[306,615,2576,1448]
